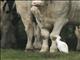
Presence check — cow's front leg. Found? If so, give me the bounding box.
[25,24,34,50]
[50,18,68,53]
[18,15,34,51]
[20,15,34,51]
[40,29,49,52]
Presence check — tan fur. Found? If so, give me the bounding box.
[15,1,41,50]
[31,0,80,52]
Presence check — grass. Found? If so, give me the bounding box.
[1,49,80,60]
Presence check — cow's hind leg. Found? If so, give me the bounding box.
[50,18,68,53]
[31,6,49,52]
[33,25,42,50]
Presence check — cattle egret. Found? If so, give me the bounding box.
[56,35,69,53]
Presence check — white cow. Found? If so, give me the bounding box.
[31,0,80,53]
[15,1,41,51]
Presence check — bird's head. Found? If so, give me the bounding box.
[56,35,61,41]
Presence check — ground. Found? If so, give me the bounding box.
[1,49,80,60]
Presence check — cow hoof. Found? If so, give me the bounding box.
[50,40,57,53]
[40,47,49,53]
[50,47,57,53]
[33,43,42,50]
[26,43,34,48]
[40,49,48,53]
[50,49,57,53]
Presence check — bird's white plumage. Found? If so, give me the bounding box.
[56,35,69,53]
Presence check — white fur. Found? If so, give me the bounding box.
[56,35,69,53]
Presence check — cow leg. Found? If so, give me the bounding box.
[75,26,80,50]
[31,6,49,52]
[40,29,49,52]
[33,25,42,50]
[77,38,80,50]
[50,18,68,53]
[15,1,34,51]
[25,26,34,50]
[20,15,34,50]
[31,6,44,50]
[16,14,34,50]
[16,11,34,50]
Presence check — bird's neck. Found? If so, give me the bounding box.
[56,38,60,42]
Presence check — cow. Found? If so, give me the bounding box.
[31,0,80,53]
[15,1,42,51]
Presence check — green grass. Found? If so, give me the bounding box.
[1,49,80,60]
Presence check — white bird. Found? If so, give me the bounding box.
[56,35,69,53]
